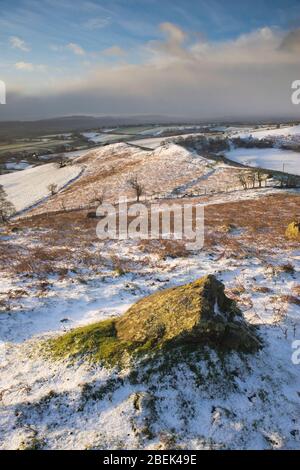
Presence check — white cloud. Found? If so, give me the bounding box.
[7,23,300,120]
[66,43,86,56]
[160,22,186,44]
[50,42,86,56]
[15,62,46,72]
[102,45,126,57]
[147,22,189,59]
[15,62,34,71]
[10,36,30,52]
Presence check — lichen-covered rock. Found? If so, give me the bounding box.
[117,274,260,353]
[286,221,300,241]
[48,275,261,366]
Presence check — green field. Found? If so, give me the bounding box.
[0,138,75,155]
[112,126,157,135]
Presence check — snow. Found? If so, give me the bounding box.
[213,126,255,133]
[5,161,32,171]
[0,225,299,449]
[0,137,299,449]
[236,124,300,140]
[0,162,82,213]
[82,132,130,144]
[129,133,205,149]
[128,136,169,149]
[225,148,300,176]
[137,125,205,137]
[25,142,286,218]
[38,148,92,161]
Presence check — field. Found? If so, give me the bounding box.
[225,148,300,176]
[0,133,90,175]
[0,138,69,154]
[235,124,300,139]
[0,162,82,212]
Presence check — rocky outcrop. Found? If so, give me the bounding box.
[49,275,261,366]
[286,221,300,241]
[117,274,260,353]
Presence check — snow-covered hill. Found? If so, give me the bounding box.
[0,162,82,213]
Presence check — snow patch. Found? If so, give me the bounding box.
[0,162,82,213]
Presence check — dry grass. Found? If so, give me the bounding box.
[1,192,299,281]
[202,193,300,252]
[292,285,300,297]
[0,209,102,276]
[26,147,145,216]
[139,239,189,259]
[270,295,300,307]
[252,286,272,294]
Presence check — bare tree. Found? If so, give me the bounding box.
[246,172,256,189]
[48,183,58,196]
[238,174,248,190]
[257,170,268,188]
[128,176,144,202]
[0,185,15,223]
[286,175,298,188]
[256,170,264,188]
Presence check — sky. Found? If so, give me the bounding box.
[1,0,300,121]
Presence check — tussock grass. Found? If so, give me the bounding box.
[48,319,137,366]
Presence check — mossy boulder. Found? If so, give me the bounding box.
[117,274,259,352]
[48,275,260,366]
[286,221,300,241]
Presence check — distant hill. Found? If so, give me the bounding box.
[1,115,298,139]
[0,115,193,139]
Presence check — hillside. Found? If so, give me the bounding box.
[0,140,299,450]
[18,142,279,219]
[0,162,82,213]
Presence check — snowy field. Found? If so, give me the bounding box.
[128,136,169,149]
[82,132,131,144]
[137,125,205,136]
[0,162,82,213]
[38,148,92,161]
[129,133,205,149]
[235,124,300,140]
[5,161,32,171]
[225,148,300,176]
